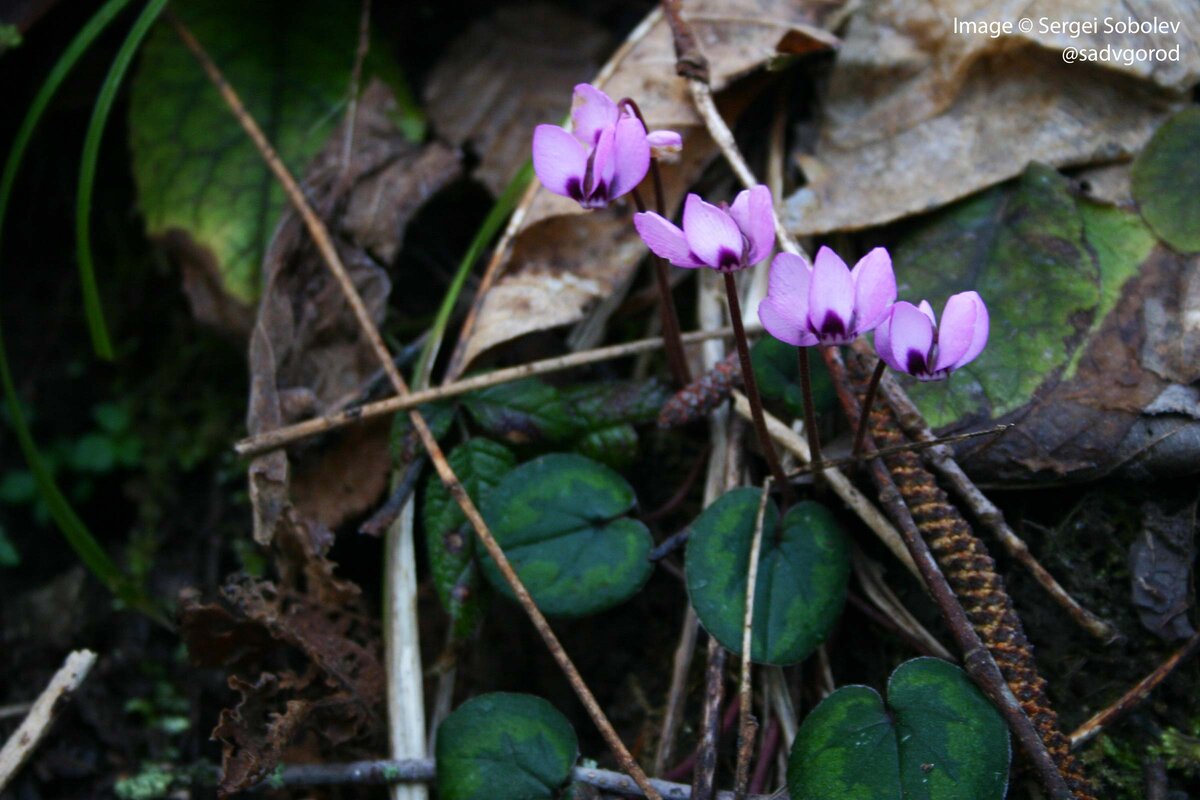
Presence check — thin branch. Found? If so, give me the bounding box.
[234,326,749,457]
[693,637,727,800]
[821,346,1073,800]
[0,650,97,792]
[262,758,776,799]
[170,17,660,799]
[786,425,1012,477]
[655,606,701,775]
[337,0,371,186]
[866,359,1117,642]
[1070,631,1200,748]
[735,481,772,799]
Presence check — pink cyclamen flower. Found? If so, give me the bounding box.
[874,292,990,381]
[532,84,681,209]
[759,246,897,347]
[633,186,774,272]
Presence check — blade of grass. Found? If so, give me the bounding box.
[0,0,166,625]
[412,161,533,386]
[76,0,170,361]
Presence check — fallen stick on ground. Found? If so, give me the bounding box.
[0,650,97,793]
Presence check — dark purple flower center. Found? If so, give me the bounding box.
[905,349,928,376]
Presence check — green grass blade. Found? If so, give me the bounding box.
[0,0,167,624]
[76,0,170,361]
[413,161,534,388]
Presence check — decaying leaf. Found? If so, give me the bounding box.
[246,80,460,543]
[449,0,842,374]
[180,521,385,794]
[424,3,611,196]
[1130,496,1197,641]
[891,162,1200,483]
[784,0,1199,237]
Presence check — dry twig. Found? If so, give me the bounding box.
[0,650,97,792]
[234,326,749,457]
[1070,631,1200,748]
[170,16,660,799]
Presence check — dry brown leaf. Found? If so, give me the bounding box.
[424,3,611,196]
[449,1,842,376]
[784,0,1199,236]
[246,80,460,543]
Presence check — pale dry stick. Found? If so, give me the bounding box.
[851,549,954,661]
[1070,630,1200,748]
[655,278,732,775]
[384,500,428,800]
[168,17,662,799]
[734,481,772,800]
[265,758,777,799]
[869,365,1118,642]
[0,650,96,792]
[731,391,919,579]
[234,326,752,457]
[762,668,797,748]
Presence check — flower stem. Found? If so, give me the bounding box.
[630,187,691,387]
[722,272,793,505]
[795,347,825,482]
[852,359,887,458]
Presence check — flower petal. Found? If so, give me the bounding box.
[808,246,855,339]
[849,247,896,334]
[608,116,650,200]
[588,125,617,203]
[936,291,990,371]
[532,124,587,200]
[917,300,937,325]
[759,253,818,346]
[571,83,618,146]
[682,194,744,270]
[634,211,703,268]
[728,185,775,266]
[887,301,936,376]
[873,309,899,371]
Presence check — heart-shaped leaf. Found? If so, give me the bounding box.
[685,489,849,665]
[1133,107,1200,253]
[436,692,578,800]
[479,453,653,617]
[423,439,515,638]
[788,658,1010,800]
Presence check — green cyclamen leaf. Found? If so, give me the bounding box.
[128,0,392,304]
[751,335,834,420]
[423,439,515,637]
[1132,107,1200,254]
[479,453,653,617]
[463,379,574,444]
[436,693,578,800]
[685,489,849,665]
[788,658,1010,800]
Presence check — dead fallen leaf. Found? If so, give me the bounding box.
[181,524,385,796]
[246,80,460,543]
[424,2,611,196]
[784,0,1198,237]
[1130,496,1197,641]
[448,0,843,376]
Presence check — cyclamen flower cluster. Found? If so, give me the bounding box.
[530,83,989,381]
